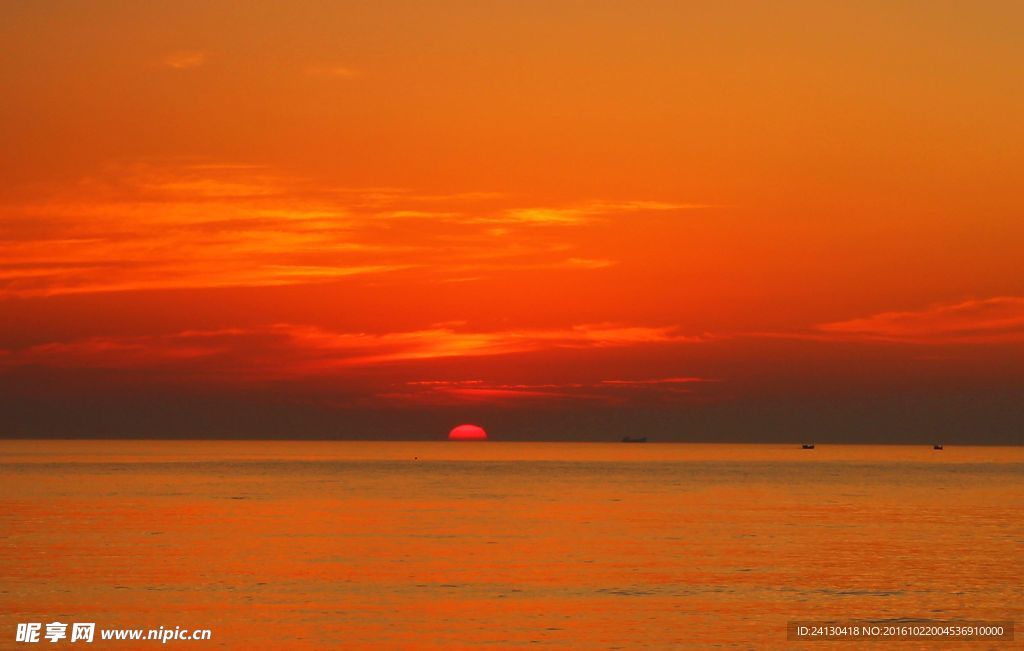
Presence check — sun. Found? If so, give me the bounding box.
[448,424,487,441]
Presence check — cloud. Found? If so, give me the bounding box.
[600,377,715,386]
[565,257,616,269]
[491,201,712,226]
[0,323,701,379]
[279,322,700,368]
[4,336,223,369]
[305,64,359,78]
[817,297,1024,344]
[0,232,415,296]
[382,376,718,405]
[0,162,705,298]
[160,51,206,69]
[381,382,592,404]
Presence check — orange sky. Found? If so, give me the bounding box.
[1,1,1022,441]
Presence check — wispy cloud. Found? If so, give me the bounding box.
[0,323,702,379]
[600,377,715,386]
[817,297,1024,344]
[280,322,701,368]
[489,201,712,226]
[382,376,718,405]
[160,50,206,69]
[0,162,705,297]
[305,64,359,78]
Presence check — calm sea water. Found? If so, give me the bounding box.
[1,441,1022,649]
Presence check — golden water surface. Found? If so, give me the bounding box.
[1,441,1022,649]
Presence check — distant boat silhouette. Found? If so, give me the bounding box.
[933,444,943,450]
[801,443,815,449]
[621,436,647,443]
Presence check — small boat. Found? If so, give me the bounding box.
[933,444,943,450]
[621,436,647,443]
[801,443,815,449]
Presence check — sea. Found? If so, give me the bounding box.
[1,441,1021,649]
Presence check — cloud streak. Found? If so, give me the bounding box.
[817,297,1024,344]
[160,51,206,69]
[0,323,702,380]
[380,376,718,405]
[305,64,359,78]
[0,162,703,297]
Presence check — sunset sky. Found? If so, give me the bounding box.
[2,1,1022,441]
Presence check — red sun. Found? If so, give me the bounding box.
[448,424,487,441]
